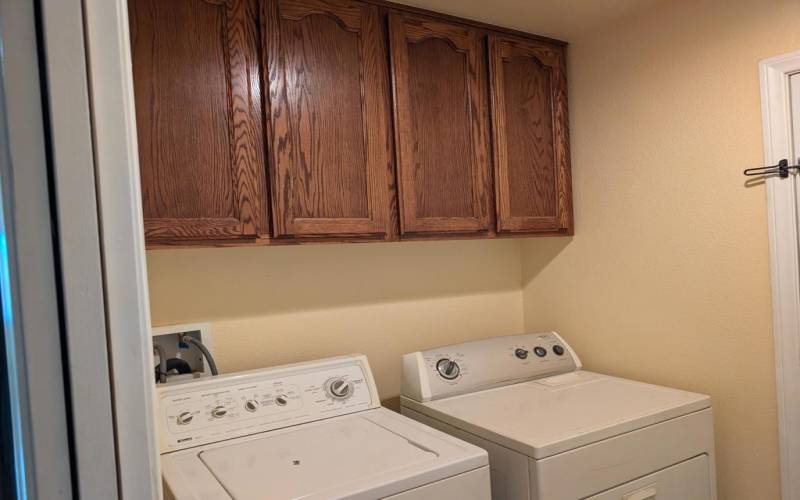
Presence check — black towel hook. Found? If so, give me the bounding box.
[744,159,800,178]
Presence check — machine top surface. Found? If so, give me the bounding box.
[401,333,710,458]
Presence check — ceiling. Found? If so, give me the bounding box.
[391,0,664,41]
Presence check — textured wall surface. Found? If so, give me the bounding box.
[148,240,523,405]
[146,0,799,497]
[522,1,800,498]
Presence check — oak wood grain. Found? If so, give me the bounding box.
[389,12,492,236]
[489,35,573,234]
[370,0,566,47]
[133,0,572,248]
[263,0,397,239]
[145,226,572,249]
[129,0,267,242]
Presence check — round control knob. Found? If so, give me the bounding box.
[328,378,353,400]
[274,395,288,406]
[533,346,547,357]
[244,399,260,412]
[552,344,565,356]
[514,348,529,360]
[176,411,193,426]
[211,405,227,418]
[436,358,460,380]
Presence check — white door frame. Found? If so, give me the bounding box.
[39,0,120,497]
[0,1,74,497]
[82,0,161,498]
[760,50,800,500]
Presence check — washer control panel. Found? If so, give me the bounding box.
[157,356,378,453]
[401,332,581,402]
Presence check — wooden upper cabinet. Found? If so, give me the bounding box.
[263,0,396,240]
[129,0,572,247]
[488,35,573,234]
[129,0,268,244]
[389,14,493,236]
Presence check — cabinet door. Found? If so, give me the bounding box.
[130,0,267,244]
[389,14,492,236]
[489,36,572,234]
[263,0,396,239]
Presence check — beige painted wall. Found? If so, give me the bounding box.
[147,240,523,406]
[522,1,800,499]
[146,0,798,497]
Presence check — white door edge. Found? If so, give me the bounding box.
[759,50,800,500]
[82,0,161,498]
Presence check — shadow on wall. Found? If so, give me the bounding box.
[521,237,572,287]
[146,238,524,325]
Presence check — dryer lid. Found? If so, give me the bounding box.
[162,408,488,500]
[402,371,710,459]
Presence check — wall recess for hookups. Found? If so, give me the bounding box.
[151,323,214,384]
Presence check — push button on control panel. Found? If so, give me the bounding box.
[514,348,528,360]
[533,346,547,357]
[552,345,565,356]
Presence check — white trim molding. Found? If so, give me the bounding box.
[760,50,800,500]
[82,0,161,497]
[39,0,120,497]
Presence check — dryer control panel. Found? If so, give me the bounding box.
[157,355,379,453]
[401,332,581,402]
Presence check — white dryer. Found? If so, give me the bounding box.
[400,333,717,500]
[157,355,491,499]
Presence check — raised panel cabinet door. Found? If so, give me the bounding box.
[489,35,573,234]
[129,0,268,244]
[263,0,396,239]
[389,13,492,236]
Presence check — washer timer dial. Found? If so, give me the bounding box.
[211,405,228,419]
[326,377,354,400]
[176,411,193,426]
[436,358,460,380]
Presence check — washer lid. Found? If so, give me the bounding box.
[162,408,488,500]
[401,371,711,459]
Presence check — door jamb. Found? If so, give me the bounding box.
[38,0,120,497]
[760,50,800,500]
[82,0,161,497]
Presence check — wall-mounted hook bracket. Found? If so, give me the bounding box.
[744,159,799,178]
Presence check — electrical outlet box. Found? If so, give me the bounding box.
[151,323,214,385]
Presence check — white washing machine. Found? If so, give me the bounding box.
[157,355,491,499]
[400,333,717,500]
